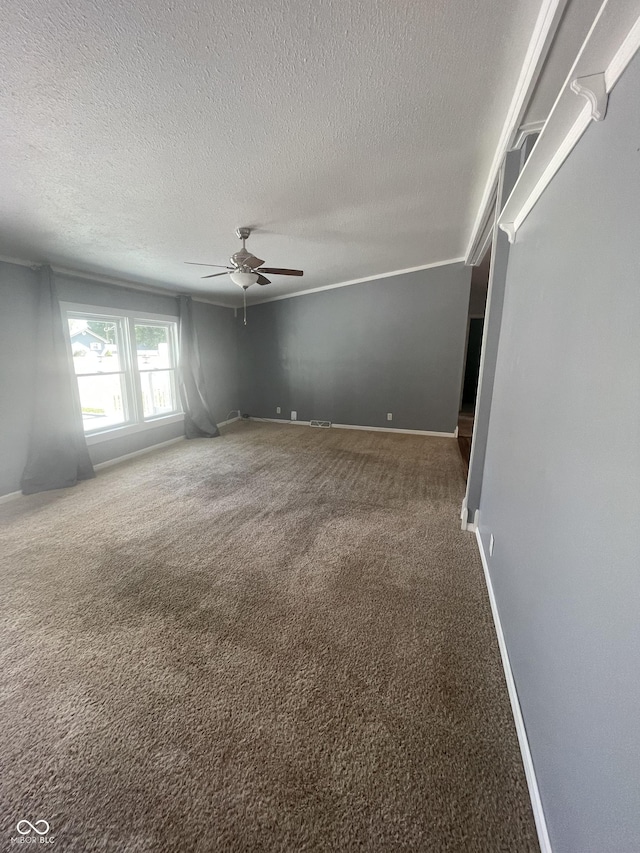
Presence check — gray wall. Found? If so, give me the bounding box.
[477,51,640,853]
[55,272,179,317]
[239,264,471,433]
[192,300,239,425]
[0,262,238,495]
[0,262,40,496]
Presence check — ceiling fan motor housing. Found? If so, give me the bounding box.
[231,249,252,268]
[186,226,302,289]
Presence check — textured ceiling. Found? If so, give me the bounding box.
[1,0,547,305]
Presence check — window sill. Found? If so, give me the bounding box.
[85,413,185,446]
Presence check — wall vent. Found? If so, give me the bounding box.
[310,420,332,429]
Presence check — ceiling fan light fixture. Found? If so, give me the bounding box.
[229,271,259,288]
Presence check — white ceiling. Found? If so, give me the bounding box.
[2,0,558,305]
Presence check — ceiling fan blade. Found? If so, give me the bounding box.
[258,268,304,276]
[256,275,271,286]
[185,262,231,268]
[244,255,265,269]
[201,271,230,279]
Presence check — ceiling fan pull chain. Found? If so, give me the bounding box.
[243,287,247,326]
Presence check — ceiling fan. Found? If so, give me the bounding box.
[186,227,303,290]
[186,228,303,324]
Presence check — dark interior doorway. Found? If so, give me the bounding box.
[458,248,490,475]
[461,318,484,412]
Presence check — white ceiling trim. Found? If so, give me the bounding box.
[53,265,191,300]
[499,0,640,241]
[0,250,466,309]
[605,8,640,85]
[0,253,233,308]
[464,0,569,265]
[0,253,39,270]
[511,120,546,150]
[475,216,495,267]
[249,257,466,305]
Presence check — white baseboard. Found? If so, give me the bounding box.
[461,497,468,524]
[0,489,22,504]
[247,416,305,425]
[460,505,479,532]
[250,417,457,438]
[475,528,552,853]
[333,422,457,438]
[217,415,241,428]
[94,436,185,471]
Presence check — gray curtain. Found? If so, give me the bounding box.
[21,266,95,494]
[178,295,220,439]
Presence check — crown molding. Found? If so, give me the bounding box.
[467,199,496,267]
[605,10,640,86]
[0,250,465,310]
[248,257,466,305]
[464,0,569,264]
[0,252,40,270]
[53,264,185,299]
[500,222,518,244]
[53,265,234,308]
[570,72,608,120]
[476,222,494,267]
[0,254,234,309]
[500,103,591,244]
[511,120,546,151]
[499,0,640,243]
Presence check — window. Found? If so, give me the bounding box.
[64,307,181,439]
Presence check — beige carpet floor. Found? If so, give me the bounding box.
[0,421,538,852]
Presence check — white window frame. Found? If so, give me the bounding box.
[62,302,184,445]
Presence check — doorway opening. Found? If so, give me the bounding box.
[461,318,484,413]
[458,248,490,473]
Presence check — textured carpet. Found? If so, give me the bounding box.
[0,421,538,852]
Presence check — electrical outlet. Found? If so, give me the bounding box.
[387,412,393,421]
[276,406,281,414]
[489,534,495,557]
[291,411,297,421]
